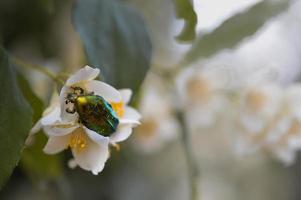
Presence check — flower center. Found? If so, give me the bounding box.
[186,76,211,104]
[110,101,125,118]
[69,130,87,151]
[245,89,267,112]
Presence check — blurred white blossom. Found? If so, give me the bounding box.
[235,83,282,154]
[132,73,179,153]
[235,83,301,165]
[265,84,301,164]
[176,66,229,130]
[238,83,282,134]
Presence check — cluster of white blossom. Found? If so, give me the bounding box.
[236,83,301,164]
[175,65,301,165]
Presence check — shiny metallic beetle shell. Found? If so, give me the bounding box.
[74,95,119,136]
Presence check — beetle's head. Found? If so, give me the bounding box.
[65,88,83,114]
[65,93,77,104]
[65,86,85,104]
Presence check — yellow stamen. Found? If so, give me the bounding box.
[69,130,87,152]
[110,101,125,118]
[52,123,75,128]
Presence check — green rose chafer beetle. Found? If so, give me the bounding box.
[65,87,119,137]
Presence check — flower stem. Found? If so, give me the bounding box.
[177,111,199,200]
[12,56,65,85]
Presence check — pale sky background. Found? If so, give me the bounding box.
[192,0,301,85]
[194,0,262,32]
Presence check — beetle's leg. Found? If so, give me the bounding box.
[66,107,76,114]
[72,86,84,95]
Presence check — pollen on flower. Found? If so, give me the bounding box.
[110,101,125,118]
[69,130,87,151]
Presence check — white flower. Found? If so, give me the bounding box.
[176,66,229,130]
[132,73,179,153]
[238,83,282,134]
[264,84,301,165]
[235,83,283,156]
[31,66,140,174]
[235,83,301,165]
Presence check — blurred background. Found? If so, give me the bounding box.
[1,0,301,199]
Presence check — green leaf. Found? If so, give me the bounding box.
[0,48,32,189]
[16,73,63,180]
[17,73,44,123]
[172,0,197,42]
[183,0,289,65]
[21,131,63,180]
[73,0,152,92]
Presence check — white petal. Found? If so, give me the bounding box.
[66,66,100,86]
[119,118,140,125]
[41,107,61,125]
[59,86,80,123]
[119,89,132,104]
[159,117,180,141]
[240,114,264,133]
[43,124,79,137]
[85,80,121,102]
[72,135,109,175]
[122,107,141,123]
[43,135,71,154]
[110,124,133,143]
[59,85,68,107]
[288,136,301,150]
[273,147,296,166]
[266,118,291,144]
[83,126,110,145]
[29,119,42,135]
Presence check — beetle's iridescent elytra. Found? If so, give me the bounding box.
[65,87,119,136]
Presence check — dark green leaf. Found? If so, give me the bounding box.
[73,0,152,92]
[21,131,63,180]
[16,73,63,180]
[172,0,197,42]
[0,48,32,189]
[183,0,289,65]
[17,73,44,123]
